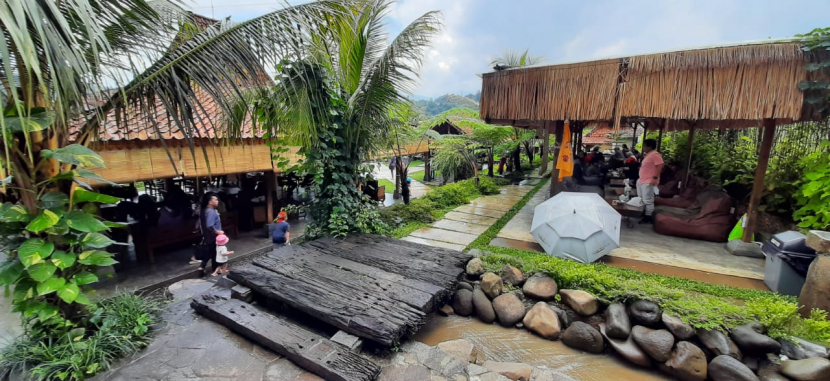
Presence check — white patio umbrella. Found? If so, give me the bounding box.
[531,192,621,263]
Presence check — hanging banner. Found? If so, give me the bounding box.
[556,122,574,181]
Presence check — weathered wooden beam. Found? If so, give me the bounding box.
[683,122,696,189]
[539,122,550,175]
[191,295,380,381]
[549,121,565,198]
[742,119,776,243]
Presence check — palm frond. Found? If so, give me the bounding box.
[491,48,545,68]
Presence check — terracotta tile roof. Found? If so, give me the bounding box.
[582,125,614,145]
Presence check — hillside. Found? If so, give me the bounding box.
[412,92,480,117]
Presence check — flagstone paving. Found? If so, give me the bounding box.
[402,184,535,250]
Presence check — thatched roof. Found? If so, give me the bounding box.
[480,39,820,130]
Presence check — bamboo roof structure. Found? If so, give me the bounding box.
[480,39,822,130]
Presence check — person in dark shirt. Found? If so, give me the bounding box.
[271,211,290,247]
[198,194,223,274]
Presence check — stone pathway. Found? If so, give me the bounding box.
[401,182,539,251]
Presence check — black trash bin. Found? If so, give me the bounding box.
[763,231,817,296]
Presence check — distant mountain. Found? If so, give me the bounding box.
[412,91,481,117]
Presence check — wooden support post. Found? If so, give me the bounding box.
[549,121,565,199]
[423,148,431,182]
[642,121,649,148]
[683,123,696,189]
[265,172,276,223]
[632,123,639,148]
[539,122,550,175]
[742,119,776,243]
[657,119,666,152]
[577,126,584,154]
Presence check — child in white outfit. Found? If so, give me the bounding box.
[212,234,234,276]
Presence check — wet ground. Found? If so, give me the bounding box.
[493,184,768,289]
[412,314,666,381]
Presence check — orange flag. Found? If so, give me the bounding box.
[556,122,573,181]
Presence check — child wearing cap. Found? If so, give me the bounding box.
[211,234,234,276]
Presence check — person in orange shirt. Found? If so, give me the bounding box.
[637,139,664,224]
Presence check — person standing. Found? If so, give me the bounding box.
[211,234,234,277]
[637,139,664,224]
[198,194,223,274]
[271,211,290,247]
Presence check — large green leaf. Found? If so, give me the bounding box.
[78,251,117,266]
[0,204,31,223]
[80,233,116,249]
[41,144,105,168]
[64,211,108,232]
[0,261,25,285]
[72,188,120,204]
[50,251,76,269]
[2,110,56,133]
[36,277,66,296]
[74,293,91,305]
[57,283,80,303]
[38,304,59,321]
[13,279,36,301]
[18,239,55,267]
[41,192,69,209]
[74,170,118,186]
[27,262,57,282]
[73,271,98,286]
[25,209,60,233]
[45,219,70,235]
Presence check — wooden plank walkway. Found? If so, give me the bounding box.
[227,234,471,346]
[191,294,379,381]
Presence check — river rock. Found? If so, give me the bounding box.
[501,265,525,287]
[662,313,695,340]
[522,274,558,301]
[779,337,830,360]
[780,357,830,381]
[758,361,789,381]
[559,289,599,316]
[628,300,662,327]
[632,325,675,362]
[452,289,474,317]
[457,282,474,292]
[480,273,503,300]
[663,341,708,381]
[730,324,781,355]
[708,355,760,381]
[742,355,760,372]
[522,302,561,340]
[599,323,652,367]
[603,303,631,339]
[439,304,455,316]
[492,293,526,327]
[481,361,532,381]
[473,288,496,324]
[547,304,573,329]
[438,339,479,364]
[798,253,830,319]
[561,321,604,354]
[697,328,743,360]
[466,258,486,277]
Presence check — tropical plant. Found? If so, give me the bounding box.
[793,141,830,229]
[491,48,545,69]
[426,134,477,184]
[797,27,830,117]
[253,0,441,237]
[421,108,512,177]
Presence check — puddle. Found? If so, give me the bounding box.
[411,315,668,381]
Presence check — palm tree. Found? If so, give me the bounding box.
[250,0,442,236]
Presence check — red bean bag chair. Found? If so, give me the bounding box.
[653,192,735,242]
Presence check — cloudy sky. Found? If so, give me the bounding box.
[187,0,830,97]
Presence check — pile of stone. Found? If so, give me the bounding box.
[441,258,830,381]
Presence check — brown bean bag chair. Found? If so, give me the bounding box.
[655,187,698,208]
[653,192,735,242]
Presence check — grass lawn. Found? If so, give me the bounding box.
[409,160,424,167]
[409,169,441,182]
[377,179,396,190]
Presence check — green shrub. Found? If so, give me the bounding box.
[0,293,163,381]
[794,141,830,229]
[476,176,502,195]
[423,180,479,208]
[380,198,437,228]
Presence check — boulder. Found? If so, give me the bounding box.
[742,355,760,372]
[521,274,558,301]
[437,339,479,364]
[631,325,675,362]
[473,288,497,324]
[492,293,526,327]
[708,355,760,381]
[522,302,562,340]
[780,357,830,381]
[758,362,789,381]
[779,337,829,360]
[798,253,830,319]
[439,304,455,316]
[480,273,503,300]
[662,313,695,340]
[561,321,604,354]
[806,230,830,253]
[663,341,708,381]
[547,303,573,329]
[457,282,474,292]
[697,328,743,360]
[603,303,631,339]
[628,300,662,327]
[480,361,532,381]
[466,258,486,277]
[559,289,599,316]
[501,265,525,287]
[452,289,474,317]
[730,324,781,355]
[599,323,652,368]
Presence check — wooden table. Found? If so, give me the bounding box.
[605,199,644,228]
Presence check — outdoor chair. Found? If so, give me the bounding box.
[653,191,735,242]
